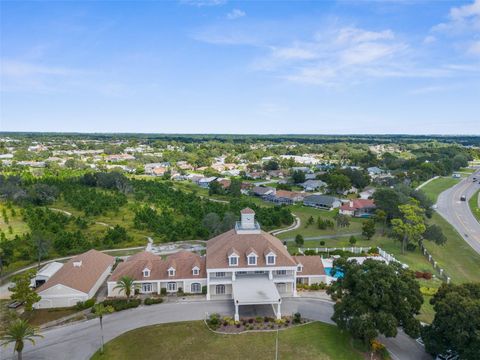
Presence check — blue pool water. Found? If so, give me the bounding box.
[324,267,344,279]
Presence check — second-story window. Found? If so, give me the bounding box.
[229,256,238,266]
[267,255,276,265]
[168,268,176,277]
[248,256,257,265]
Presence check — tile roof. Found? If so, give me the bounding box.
[241,207,255,214]
[293,256,325,276]
[37,250,115,294]
[109,251,206,281]
[340,199,376,211]
[206,229,296,269]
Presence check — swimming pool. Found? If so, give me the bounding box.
[324,267,344,279]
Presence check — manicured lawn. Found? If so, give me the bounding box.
[22,307,80,327]
[422,213,480,284]
[420,177,461,203]
[469,190,480,223]
[277,205,364,240]
[91,321,364,360]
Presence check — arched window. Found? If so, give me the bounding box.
[191,283,201,293]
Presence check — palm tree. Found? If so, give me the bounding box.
[113,276,136,301]
[1,319,43,360]
[93,304,114,354]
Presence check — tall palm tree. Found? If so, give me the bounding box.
[1,319,43,360]
[113,276,136,301]
[93,303,114,354]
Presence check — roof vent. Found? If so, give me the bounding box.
[73,261,82,268]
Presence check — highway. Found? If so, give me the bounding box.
[436,169,480,254]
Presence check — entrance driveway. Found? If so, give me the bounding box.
[0,298,430,360]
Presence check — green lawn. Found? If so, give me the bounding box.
[468,190,480,223]
[277,205,364,240]
[23,307,81,327]
[420,177,461,203]
[91,321,364,360]
[423,213,480,284]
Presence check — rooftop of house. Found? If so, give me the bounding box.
[293,256,326,276]
[340,198,376,210]
[303,194,339,205]
[110,251,206,281]
[36,250,115,294]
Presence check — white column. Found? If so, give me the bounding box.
[234,303,239,321]
[232,271,236,281]
[269,270,273,280]
[276,303,281,320]
[157,281,160,295]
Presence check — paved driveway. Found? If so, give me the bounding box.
[0,298,429,360]
[436,169,480,254]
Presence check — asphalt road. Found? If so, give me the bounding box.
[0,298,430,360]
[436,169,480,254]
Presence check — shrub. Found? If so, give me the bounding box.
[101,298,141,312]
[75,298,95,310]
[144,297,163,305]
[202,286,207,295]
[160,288,167,295]
[420,287,437,296]
[293,312,302,324]
[319,240,325,246]
[255,316,263,323]
[406,243,417,252]
[208,313,220,329]
[178,287,184,295]
[304,250,317,255]
[248,318,254,324]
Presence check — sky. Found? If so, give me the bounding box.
[1,0,479,135]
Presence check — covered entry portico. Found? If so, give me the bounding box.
[232,276,282,321]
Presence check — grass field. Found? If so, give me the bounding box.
[91,321,364,360]
[423,213,480,284]
[420,177,461,203]
[469,190,480,223]
[0,203,30,240]
[277,205,364,240]
[23,307,80,326]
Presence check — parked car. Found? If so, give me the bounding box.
[460,195,466,201]
[435,350,459,360]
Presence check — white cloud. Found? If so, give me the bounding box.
[432,0,480,33]
[1,59,77,78]
[335,27,394,44]
[227,9,245,20]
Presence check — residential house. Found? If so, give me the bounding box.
[303,195,341,210]
[263,190,304,205]
[198,177,217,188]
[251,186,276,197]
[300,179,327,192]
[293,256,327,285]
[339,199,376,218]
[105,154,135,162]
[34,250,114,309]
[31,262,64,288]
[359,187,376,200]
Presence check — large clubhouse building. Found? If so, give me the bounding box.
[107,208,327,320]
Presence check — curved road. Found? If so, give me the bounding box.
[0,298,429,360]
[436,169,480,254]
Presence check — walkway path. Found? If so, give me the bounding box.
[0,298,429,360]
[269,214,300,236]
[281,232,362,242]
[415,176,440,191]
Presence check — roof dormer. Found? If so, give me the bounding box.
[168,266,176,277]
[246,249,258,266]
[192,266,200,276]
[265,250,277,265]
[142,267,151,278]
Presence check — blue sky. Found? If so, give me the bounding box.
[1,0,479,134]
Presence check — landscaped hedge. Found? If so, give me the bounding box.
[75,298,95,310]
[101,299,141,312]
[144,297,163,305]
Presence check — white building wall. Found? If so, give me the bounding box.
[35,285,88,309]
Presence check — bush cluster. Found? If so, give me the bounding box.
[296,283,329,291]
[420,287,438,296]
[415,271,433,280]
[75,298,95,310]
[144,297,164,305]
[101,298,141,312]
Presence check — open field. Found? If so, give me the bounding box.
[423,213,480,284]
[469,190,480,223]
[23,307,80,327]
[277,205,364,240]
[91,321,364,360]
[0,203,30,240]
[420,177,461,203]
